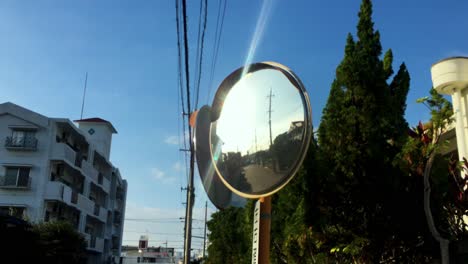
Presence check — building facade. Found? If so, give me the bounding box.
[121,245,176,264]
[0,102,127,264]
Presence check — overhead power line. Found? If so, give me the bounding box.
[194,0,208,110]
[206,0,227,103]
[193,0,203,109]
[175,0,190,188]
[175,0,186,114]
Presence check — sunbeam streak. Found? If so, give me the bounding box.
[242,0,275,77]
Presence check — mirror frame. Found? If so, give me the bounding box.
[195,105,247,209]
[209,61,313,198]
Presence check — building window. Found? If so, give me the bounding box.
[5,129,38,150]
[12,130,35,143]
[3,167,30,187]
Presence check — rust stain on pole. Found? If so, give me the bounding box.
[259,196,271,264]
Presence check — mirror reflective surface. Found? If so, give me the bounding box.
[210,65,309,197]
[195,106,246,209]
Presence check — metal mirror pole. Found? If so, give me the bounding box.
[258,196,272,264]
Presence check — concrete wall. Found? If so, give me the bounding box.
[77,123,113,160]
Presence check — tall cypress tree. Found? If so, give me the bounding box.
[318,0,411,259]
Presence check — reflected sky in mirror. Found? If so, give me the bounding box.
[211,68,305,195]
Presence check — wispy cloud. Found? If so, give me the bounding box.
[164,131,190,146]
[173,161,184,172]
[164,136,179,145]
[150,167,175,184]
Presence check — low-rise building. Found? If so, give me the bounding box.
[0,102,127,264]
[121,245,176,263]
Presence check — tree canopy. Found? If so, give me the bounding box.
[204,0,467,263]
[0,218,87,264]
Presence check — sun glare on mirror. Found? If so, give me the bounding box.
[216,78,257,154]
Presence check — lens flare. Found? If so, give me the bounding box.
[242,0,275,77]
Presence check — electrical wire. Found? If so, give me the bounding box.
[176,44,185,208]
[175,0,186,115]
[206,0,227,103]
[193,0,203,109]
[176,0,190,194]
[194,0,208,110]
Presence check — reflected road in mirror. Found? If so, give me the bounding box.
[210,68,305,195]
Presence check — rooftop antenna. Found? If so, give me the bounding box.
[80,72,88,119]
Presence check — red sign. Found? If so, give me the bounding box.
[138,240,147,249]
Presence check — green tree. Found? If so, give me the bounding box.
[0,217,87,263]
[317,0,418,261]
[205,205,252,264]
[399,89,455,263]
[0,214,40,263]
[33,221,87,264]
[269,133,328,263]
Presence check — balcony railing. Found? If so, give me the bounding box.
[52,143,77,167]
[5,136,38,151]
[83,233,104,252]
[77,193,94,214]
[45,182,74,205]
[0,175,31,189]
[102,177,111,194]
[81,160,99,181]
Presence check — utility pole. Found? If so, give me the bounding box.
[181,0,195,262]
[255,129,258,153]
[183,171,195,264]
[176,0,195,261]
[203,201,208,259]
[267,88,274,147]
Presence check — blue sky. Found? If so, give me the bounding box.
[1,0,467,253]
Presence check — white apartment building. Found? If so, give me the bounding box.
[0,102,127,264]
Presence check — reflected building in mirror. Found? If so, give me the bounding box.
[270,120,305,173]
[288,121,305,141]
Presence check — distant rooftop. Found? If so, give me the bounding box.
[74,117,117,133]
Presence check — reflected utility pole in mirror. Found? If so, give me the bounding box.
[194,62,312,264]
[267,87,274,147]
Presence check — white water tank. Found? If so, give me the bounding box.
[431,57,468,94]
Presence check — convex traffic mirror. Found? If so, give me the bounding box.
[197,62,312,199]
[195,105,246,209]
